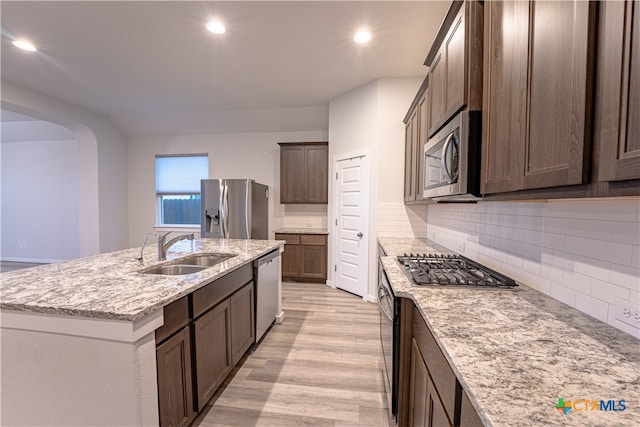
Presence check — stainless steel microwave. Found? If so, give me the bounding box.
[423,111,482,201]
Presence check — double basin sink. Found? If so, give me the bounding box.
[139,253,236,276]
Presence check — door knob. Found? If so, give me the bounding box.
[357,232,363,238]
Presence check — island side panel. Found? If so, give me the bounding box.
[0,327,159,426]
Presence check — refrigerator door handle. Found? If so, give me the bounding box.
[220,182,228,238]
[245,182,251,239]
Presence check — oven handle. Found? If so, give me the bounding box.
[441,133,455,184]
[378,285,394,322]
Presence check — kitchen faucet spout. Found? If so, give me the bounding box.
[157,232,195,260]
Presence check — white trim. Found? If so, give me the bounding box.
[275,311,286,324]
[0,310,164,343]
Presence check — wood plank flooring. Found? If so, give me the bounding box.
[193,281,389,427]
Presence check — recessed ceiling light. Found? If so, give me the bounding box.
[206,21,226,35]
[354,31,372,44]
[12,39,37,52]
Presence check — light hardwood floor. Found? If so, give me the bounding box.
[193,281,389,427]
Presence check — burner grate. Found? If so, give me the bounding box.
[397,253,517,288]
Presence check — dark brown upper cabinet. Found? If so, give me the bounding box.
[595,0,640,184]
[425,0,483,137]
[481,1,596,194]
[404,77,429,203]
[279,142,328,204]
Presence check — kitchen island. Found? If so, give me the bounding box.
[0,238,283,426]
[379,237,640,426]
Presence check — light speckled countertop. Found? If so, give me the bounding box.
[0,238,282,322]
[378,237,640,427]
[274,228,328,235]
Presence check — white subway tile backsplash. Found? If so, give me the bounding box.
[574,255,611,282]
[550,283,577,306]
[594,240,633,266]
[562,270,592,294]
[597,199,638,222]
[612,221,640,245]
[565,236,596,258]
[575,293,609,323]
[590,278,630,305]
[609,264,640,291]
[425,198,640,339]
[547,200,598,219]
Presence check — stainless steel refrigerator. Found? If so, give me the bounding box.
[201,179,269,239]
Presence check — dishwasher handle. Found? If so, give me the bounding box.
[256,249,280,267]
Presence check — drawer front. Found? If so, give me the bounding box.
[155,295,189,344]
[413,305,460,423]
[300,234,326,245]
[193,263,253,319]
[275,234,300,245]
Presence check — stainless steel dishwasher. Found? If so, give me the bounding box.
[254,249,280,341]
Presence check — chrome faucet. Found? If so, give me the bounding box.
[157,232,195,261]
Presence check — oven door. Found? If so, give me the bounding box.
[378,261,397,420]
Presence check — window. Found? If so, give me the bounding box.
[155,154,208,226]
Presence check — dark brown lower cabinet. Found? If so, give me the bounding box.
[194,300,232,410]
[275,233,327,283]
[409,338,452,427]
[230,283,255,365]
[156,326,195,427]
[157,264,257,426]
[401,302,485,427]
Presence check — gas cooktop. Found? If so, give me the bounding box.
[397,253,518,288]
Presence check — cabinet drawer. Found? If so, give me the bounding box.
[412,305,460,423]
[300,234,326,245]
[155,296,189,344]
[192,263,253,319]
[275,234,300,245]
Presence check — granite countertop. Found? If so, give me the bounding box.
[274,228,328,235]
[0,238,283,322]
[379,237,640,427]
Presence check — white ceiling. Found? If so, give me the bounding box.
[1,1,450,136]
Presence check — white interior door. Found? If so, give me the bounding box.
[334,155,369,298]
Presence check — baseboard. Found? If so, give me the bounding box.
[325,279,336,289]
[275,310,285,324]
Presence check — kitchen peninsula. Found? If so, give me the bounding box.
[0,238,283,426]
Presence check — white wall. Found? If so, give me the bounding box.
[1,139,80,262]
[426,198,640,339]
[328,77,427,300]
[127,130,327,247]
[1,81,129,255]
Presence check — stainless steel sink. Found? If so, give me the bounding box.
[140,264,207,275]
[175,253,236,267]
[138,253,237,275]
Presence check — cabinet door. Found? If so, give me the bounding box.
[156,326,195,427]
[523,0,594,190]
[230,283,255,365]
[409,339,429,427]
[416,92,429,201]
[193,300,232,410]
[482,0,594,194]
[305,145,329,203]
[597,0,640,182]
[405,108,420,202]
[428,49,446,136]
[481,0,528,193]
[300,244,327,279]
[281,243,300,278]
[444,6,466,120]
[426,375,451,427]
[280,146,306,203]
